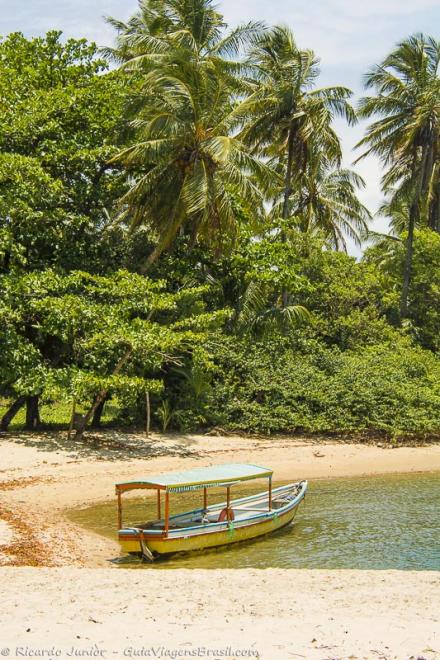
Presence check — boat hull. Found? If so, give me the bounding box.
[118,496,303,556]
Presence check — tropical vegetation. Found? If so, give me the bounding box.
[1,1,439,442]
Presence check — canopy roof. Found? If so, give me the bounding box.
[116,463,273,493]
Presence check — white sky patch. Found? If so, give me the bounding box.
[330,0,440,17]
[0,1,137,44]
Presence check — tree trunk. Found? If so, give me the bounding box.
[435,187,440,233]
[74,348,133,441]
[145,391,151,437]
[25,395,41,430]
[2,249,11,273]
[423,136,437,231]
[67,401,76,441]
[400,202,417,319]
[428,183,440,233]
[280,127,296,308]
[282,128,296,222]
[0,395,27,432]
[140,216,182,273]
[91,396,107,428]
[400,148,429,319]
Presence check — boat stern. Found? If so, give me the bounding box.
[118,528,145,555]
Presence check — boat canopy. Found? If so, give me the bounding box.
[116,463,273,493]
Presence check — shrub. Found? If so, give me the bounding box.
[203,333,440,438]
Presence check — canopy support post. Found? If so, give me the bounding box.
[226,486,231,521]
[268,476,272,511]
[117,490,122,529]
[203,487,207,511]
[157,489,161,519]
[164,491,170,536]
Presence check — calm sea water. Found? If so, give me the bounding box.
[67,472,440,570]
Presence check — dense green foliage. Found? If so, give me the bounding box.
[201,336,440,437]
[0,31,135,274]
[1,1,440,441]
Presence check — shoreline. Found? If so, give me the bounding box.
[0,431,439,659]
[0,430,440,567]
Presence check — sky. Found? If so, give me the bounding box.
[2,0,440,254]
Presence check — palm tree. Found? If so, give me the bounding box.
[285,148,371,250]
[357,34,440,318]
[237,26,357,231]
[107,0,271,267]
[234,280,311,338]
[233,26,360,305]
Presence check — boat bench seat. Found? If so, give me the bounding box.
[202,513,222,523]
[200,510,244,523]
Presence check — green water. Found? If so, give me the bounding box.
[67,472,440,570]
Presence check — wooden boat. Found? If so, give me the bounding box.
[115,463,307,560]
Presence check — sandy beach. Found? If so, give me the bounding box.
[1,431,440,659]
[0,567,439,660]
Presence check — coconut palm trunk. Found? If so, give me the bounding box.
[282,127,295,221]
[400,145,430,318]
[281,127,296,307]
